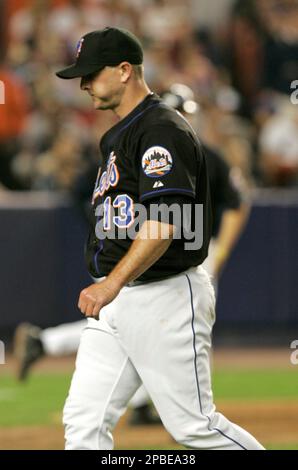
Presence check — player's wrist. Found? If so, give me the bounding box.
[105,273,126,292]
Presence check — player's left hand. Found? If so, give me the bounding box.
[78,279,121,320]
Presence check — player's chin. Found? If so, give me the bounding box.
[93,97,113,111]
[95,103,111,111]
[93,100,102,110]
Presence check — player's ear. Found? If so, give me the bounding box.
[118,62,132,84]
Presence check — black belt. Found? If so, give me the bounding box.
[94,276,163,287]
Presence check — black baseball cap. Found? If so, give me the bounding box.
[56,27,143,80]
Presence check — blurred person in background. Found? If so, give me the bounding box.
[139,0,193,44]
[258,96,298,186]
[229,0,298,115]
[0,58,29,189]
[228,0,265,115]
[30,129,87,191]
[161,83,250,280]
[258,0,298,95]
[194,81,255,192]
[10,87,93,190]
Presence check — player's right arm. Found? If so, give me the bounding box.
[78,219,176,319]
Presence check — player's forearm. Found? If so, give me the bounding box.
[107,220,175,289]
[216,203,250,253]
[213,203,250,275]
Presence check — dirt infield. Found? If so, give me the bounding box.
[0,400,297,449]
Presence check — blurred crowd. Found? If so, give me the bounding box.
[0,0,298,199]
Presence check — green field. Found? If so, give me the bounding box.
[0,368,298,449]
[0,373,71,427]
[213,368,298,400]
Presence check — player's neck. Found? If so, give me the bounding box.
[114,81,151,121]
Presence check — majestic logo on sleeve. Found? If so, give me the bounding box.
[142,146,173,178]
[92,152,119,203]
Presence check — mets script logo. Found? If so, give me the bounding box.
[142,146,173,178]
[76,38,84,58]
[92,152,119,203]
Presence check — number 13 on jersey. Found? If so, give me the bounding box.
[103,194,135,230]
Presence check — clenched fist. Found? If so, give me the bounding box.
[78,279,121,320]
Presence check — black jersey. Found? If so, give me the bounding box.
[203,145,242,237]
[85,93,212,282]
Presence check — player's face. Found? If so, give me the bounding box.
[80,66,124,111]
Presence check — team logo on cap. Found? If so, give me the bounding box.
[142,146,173,178]
[76,38,84,58]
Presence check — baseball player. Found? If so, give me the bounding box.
[57,27,264,450]
[14,87,249,422]
[14,118,248,422]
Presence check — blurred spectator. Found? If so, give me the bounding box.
[31,129,87,191]
[255,0,298,95]
[0,61,29,189]
[1,0,297,192]
[139,0,193,43]
[230,0,298,112]
[194,85,254,187]
[229,0,265,114]
[47,0,84,41]
[259,96,298,186]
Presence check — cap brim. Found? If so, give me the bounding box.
[56,63,104,79]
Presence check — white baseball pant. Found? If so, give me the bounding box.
[63,266,264,450]
[41,320,151,408]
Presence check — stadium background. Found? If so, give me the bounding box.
[0,0,298,450]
